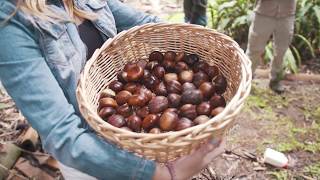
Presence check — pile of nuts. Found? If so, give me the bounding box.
[98,51,227,133]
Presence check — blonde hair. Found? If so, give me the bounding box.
[17,0,96,22]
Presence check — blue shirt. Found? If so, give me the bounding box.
[0,0,161,179]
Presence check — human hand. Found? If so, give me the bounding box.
[152,138,226,180]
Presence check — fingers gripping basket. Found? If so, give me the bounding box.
[76,23,252,163]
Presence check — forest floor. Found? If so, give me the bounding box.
[0,0,319,179]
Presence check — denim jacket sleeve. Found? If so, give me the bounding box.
[0,19,155,180]
[107,0,162,32]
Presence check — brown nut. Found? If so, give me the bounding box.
[193,71,209,87]
[142,114,159,130]
[166,80,182,94]
[179,70,194,83]
[107,114,126,128]
[115,90,132,105]
[117,71,128,83]
[193,61,208,73]
[159,111,178,131]
[143,75,160,89]
[199,82,215,99]
[179,104,197,120]
[194,115,210,125]
[164,108,179,114]
[175,117,193,131]
[143,69,151,79]
[185,54,199,66]
[152,65,166,79]
[99,97,118,109]
[124,62,136,72]
[205,65,219,79]
[108,80,124,93]
[126,64,144,81]
[164,51,176,61]
[154,82,168,96]
[181,90,203,105]
[137,59,148,69]
[164,73,178,83]
[136,106,150,119]
[116,104,133,117]
[210,95,226,109]
[168,93,181,108]
[124,83,141,94]
[146,61,159,70]
[127,115,142,132]
[148,96,169,114]
[175,61,189,73]
[196,102,212,116]
[163,60,176,72]
[149,127,161,134]
[175,52,187,62]
[211,107,225,116]
[128,94,148,107]
[214,74,227,94]
[149,51,164,63]
[98,107,116,120]
[182,82,196,92]
[100,89,116,99]
[137,87,153,102]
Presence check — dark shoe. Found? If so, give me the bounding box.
[269,80,285,94]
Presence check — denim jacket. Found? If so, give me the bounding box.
[0,0,160,179]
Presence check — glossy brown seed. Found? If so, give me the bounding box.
[117,71,128,83]
[205,65,219,79]
[100,89,116,99]
[115,90,132,105]
[137,59,148,69]
[211,107,225,116]
[98,107,116,120]
[175,61,189,73]
[142,114,159,130]
[144,75,160,89]
[126,64,144,81]
[194,115,210,125]
[181,90,203,105]
[108,114,125,128]
[128,95,148,107]
[175,52,187,62]
[146,61,159,70]
[99,97,118,109]
[163,60,176,72]
[185,54,199,65]
[179,104,197,120]
[164,73,178,83]
[152,65,166,79]
[166,80,182,94]
[214,74,227,94]
[168,93,181,108]
[210,95,226,109]
[175,118,193,131]
[124,83,141,94]
[109,80,124,93]
[148,96,169,114]
[179,70,194,83]
[196,102,212,116]
[159,111,178,131]
[199,82,215,99]
[116,104,133,117]
[127,115,142,132]
[143,69,151,79]
[182,82,196,92]
[137,87,153,102]
[164,108,179,114]
[193,61,208,73]
[136,106,150,118]
[123,63,136,72]
[149,127,161,134]
[154,82,168,96]
[164,51,176,61]
[193,71,209,87]
[149,51,164,63]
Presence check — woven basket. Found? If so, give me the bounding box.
[76,23,251,163]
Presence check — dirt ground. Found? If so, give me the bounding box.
[0,0,319,179]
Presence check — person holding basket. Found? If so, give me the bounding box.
[0,0,225,179]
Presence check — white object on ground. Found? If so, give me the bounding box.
[263,148,289,168]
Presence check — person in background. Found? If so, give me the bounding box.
[246,0,297,93]
[183,0,208,26]
[0,0,225,179]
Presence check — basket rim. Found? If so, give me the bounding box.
[76,23,252,139]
